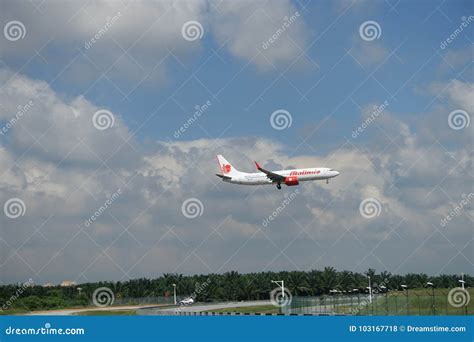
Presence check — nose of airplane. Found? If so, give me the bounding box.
[334,170,340,177]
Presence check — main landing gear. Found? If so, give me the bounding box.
[326,179,329,184]
[276,183,282,190]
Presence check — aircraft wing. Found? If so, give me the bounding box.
[255,162,285,183]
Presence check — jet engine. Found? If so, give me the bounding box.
[284,176,299,186]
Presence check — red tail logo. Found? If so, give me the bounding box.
[222,164,231,174]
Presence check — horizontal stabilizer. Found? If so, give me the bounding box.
[216,174,232,180]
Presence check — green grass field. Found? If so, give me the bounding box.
[205,305,279,314]
[289,288,474,315]
[0,308,31,315]
[74,310,137,316]
[362,288,473,315]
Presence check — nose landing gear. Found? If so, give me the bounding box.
[326,179,329,184]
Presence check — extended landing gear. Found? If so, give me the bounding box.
[326,179,329,184]
[276,183,282,190]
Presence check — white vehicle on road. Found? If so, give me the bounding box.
[178,297,194,305]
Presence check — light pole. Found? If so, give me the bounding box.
[460,273,467,315]
[352,289,360,312]
[172,283,177,305]
[367,276,372,304]
[459,273,465,289]
[271,280,285,314]
[271,280,285,299]
[401,285,409,315]
[427,282,435,315]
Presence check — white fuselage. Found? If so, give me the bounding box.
[225,168,339,185]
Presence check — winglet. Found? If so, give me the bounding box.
[255,161,262,170]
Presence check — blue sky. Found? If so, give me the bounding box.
[2,0,471,149]
[0,0,472,284]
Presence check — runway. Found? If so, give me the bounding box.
[22,301,272,316]
[139,300,272,315]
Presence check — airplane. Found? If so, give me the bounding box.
[215,155,340,190]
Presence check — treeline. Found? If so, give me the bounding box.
[1,268,470,311]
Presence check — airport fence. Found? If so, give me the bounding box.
[132,289,473,316]
[285,290,472,316]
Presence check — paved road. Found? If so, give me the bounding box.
[25,305,163,316]
[24,301,271,316]
[140,300,272,315]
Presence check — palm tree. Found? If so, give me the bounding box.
[321,267,338,293]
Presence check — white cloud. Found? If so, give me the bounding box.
[1,0,311,87]
[438,47,473,74]
[426,79,474,111]
[350,39,388,67]
[442,79,474,111]
[210,1,310,70]
[0,69,137,166]
[0,70,471,283]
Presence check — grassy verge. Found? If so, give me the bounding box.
[205,305,279,314]
[0,308,31,315]
[364,288,474,315]
[290,288,474,315]
[74,310,137,316]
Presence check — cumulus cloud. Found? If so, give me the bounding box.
[1,0,311,89]
[425,79,474,111]
[0,69,472,284]
[210,0,310,70]
[0,69,138,167]
[438,47,473,75]
[440,79,474,111]
[350,38,388,67]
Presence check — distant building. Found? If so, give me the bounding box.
[43,283,54,288]
[60,280,76,287]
